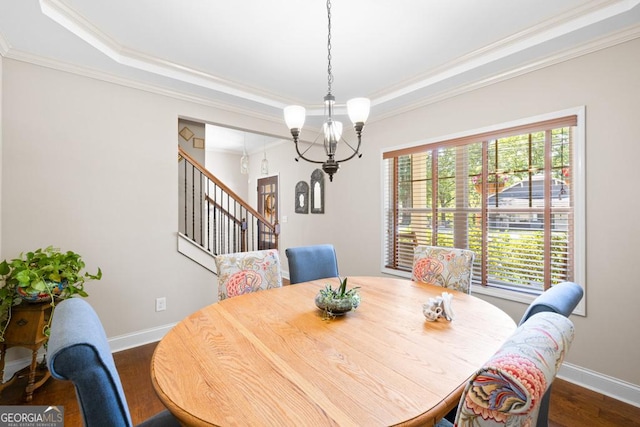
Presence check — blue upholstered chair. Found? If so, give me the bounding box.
[518,282,584,427]
[519,281,584,326]
[437,311,575,427]
[47,298,179,427]
[285,244,339,284]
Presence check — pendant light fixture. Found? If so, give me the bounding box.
[283,0,370,182]
[261,141,269,175]
[240,134,249,175]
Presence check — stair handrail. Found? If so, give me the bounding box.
[178,146,276,234]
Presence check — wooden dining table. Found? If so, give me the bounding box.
[151,276,516,426]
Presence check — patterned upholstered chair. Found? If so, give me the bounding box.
[412,245,475,293]
[436,311,575,427]
[47,298,180,427]
[518,282,583,427]
[285,244,339,284]
[214,249,282,300]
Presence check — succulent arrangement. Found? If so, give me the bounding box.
[315,277,360,319]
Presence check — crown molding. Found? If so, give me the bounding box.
[373,23,640,123]
[38,0,640,114]
[3,48,286,129]
[0,31,10,56]
[4,20,639,130]
[371,0,640,106]
[39,0,289,110]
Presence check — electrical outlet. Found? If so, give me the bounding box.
[155,297,166,312]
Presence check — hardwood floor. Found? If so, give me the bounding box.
[2,342,639,426]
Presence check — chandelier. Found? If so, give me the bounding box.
[283,0,370,182]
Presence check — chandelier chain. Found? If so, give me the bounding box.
[326,0,333,95]
[284,0,368,182]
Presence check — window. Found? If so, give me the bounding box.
[382,109,585,303]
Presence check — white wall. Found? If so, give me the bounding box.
[205,149,249,201]
[0,58,287,355]
[0,53,3,255]
[1,36,639,399]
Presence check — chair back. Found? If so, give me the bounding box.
[412,245,475,293]
[454,311,574,427]
[47,298,134,427]
[215,249,282,300]
[519,281,584,326]
[518,281,583,427]
[285,244,339,284]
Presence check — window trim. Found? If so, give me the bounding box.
[380,106,586,316]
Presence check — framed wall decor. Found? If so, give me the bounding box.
[310,169,325,214]
[179,126,194,141]
[193,137,205,149]
[295,181,309,214]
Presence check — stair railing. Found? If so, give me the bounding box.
[178,147,278,256]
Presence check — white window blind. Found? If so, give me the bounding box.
[383,115,578,293]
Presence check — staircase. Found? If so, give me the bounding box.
[177,147,278,271]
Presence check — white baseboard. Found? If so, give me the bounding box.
[1,322,176,381]
[107,322,177,353]
[558,362,640,408]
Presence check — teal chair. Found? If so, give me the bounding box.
[285,244,339,284]
[47,298,179,427]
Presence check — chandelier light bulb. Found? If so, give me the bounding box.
[347,98,371,125]
[284,105,306,131]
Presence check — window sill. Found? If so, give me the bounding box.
[470,284,538,305]
[381,267,586,316]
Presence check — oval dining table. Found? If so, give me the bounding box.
[151,276,516,426]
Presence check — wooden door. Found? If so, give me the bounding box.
[257,176,278,250]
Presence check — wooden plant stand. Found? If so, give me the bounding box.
[0,301,52,402]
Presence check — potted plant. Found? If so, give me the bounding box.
[0,246,102,342]
[472,173,509,194]
[315,277,360,318]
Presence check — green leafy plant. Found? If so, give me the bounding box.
[0,246,102,342]
[315,277,360,319]
[318,277,359,300]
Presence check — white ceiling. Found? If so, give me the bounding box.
[1,0,639,153]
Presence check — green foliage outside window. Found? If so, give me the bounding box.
[389,124,574,291]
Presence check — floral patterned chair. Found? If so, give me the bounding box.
[214,249,282,301]
[436,311,575,427]
[412,245,475,293]
[518,281,583,427]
